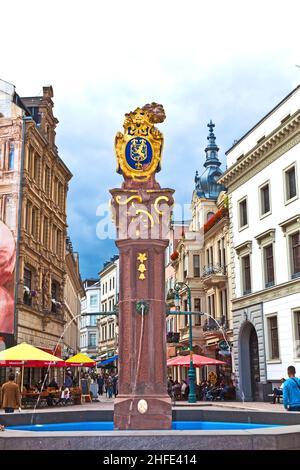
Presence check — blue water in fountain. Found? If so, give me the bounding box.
[7,421,282,432]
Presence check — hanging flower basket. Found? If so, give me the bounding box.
[204,207,228,234]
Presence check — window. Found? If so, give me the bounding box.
[4,196,15,229]
[8,142,14,170]
[23,268,32,306]
[43,217,49,247]
[102,283,105,295]
[109,279,112,291]
[285,165,297,201]
[51,280,60,313]
[207,212,214,221]
[290,231,300,279]
[56,229,62,257]
[267,316,279,360]
[218,240,221,265]
[45,166,51,196]
[210,246,214,265]
[294,311,300,358]
[33,154,39,181]
[90,295,97,307]
[183,300,189,326]
[25,201,31,234]
[260,183,270,216]
[239,198,248,228]
[113,277,115,289]
[206,248,210,265]
[194,298,201,325]
[88,334,96,348]
[193,255,200,277]
[222,237,226,266]
[264,244,275,287]
[242,254,251,294]
[31,207,38,239]
[51,281,58,300]
[183,254,188,278]
[51,226,56,253]
[90,315,97,326]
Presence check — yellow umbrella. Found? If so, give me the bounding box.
[65,353,96,367]
[0,342,65,391]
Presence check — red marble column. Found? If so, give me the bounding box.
[111,187,173,430]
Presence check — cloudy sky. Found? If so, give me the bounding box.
[2,0,300,279]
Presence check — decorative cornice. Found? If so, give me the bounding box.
[232,277,300,310]
[234,240,252,256]
[279,214,300,234]
[219,111,300,191]
[255,228,276,247]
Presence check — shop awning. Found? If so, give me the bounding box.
[167,353,226,368]
[65,353,96,367]
[0,342,65,367]
[97,354,118,367]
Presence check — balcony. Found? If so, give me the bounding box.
[166,332,180,343]
[201,263,227,288]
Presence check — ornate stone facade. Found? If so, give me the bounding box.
[0,80,81,357]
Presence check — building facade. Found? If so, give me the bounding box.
[98,255,119,363]
[64,237,84,358]
[219,85,300,400]
[80,279,101,358]
[0,79,80,363]
[167,122,232,382]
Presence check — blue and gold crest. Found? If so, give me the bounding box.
[115,103,165,181]
[125,137,153,170]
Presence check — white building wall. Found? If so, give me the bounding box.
[264,293,300,380]
[231,142,300,298]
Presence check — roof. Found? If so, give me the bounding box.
[225,84,300,155]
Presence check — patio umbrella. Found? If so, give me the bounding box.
[167,353,226,367]
[0,342,65,391]
[65,353,96,367]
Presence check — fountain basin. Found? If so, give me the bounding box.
[7,420,281,432]
[1,408,300,450]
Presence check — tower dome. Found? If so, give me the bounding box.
[194,121,225,199]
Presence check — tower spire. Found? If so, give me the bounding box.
[204,120,221,167]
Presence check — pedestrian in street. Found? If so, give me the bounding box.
[272,378,285,404]
[64,372,73,388]
[97,374,104,395]
[0,373,21,413]
[283,366,300,411]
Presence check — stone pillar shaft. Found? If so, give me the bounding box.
[111,187,173,430]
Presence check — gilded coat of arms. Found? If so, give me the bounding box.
[115,103,165,184]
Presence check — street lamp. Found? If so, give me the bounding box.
[173,281,197,404]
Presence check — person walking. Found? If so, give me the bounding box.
[283,366,300,411]
[0,373,21,413]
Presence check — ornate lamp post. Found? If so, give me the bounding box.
[173,281,197,404]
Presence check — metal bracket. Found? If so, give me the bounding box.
[136,300,150,315]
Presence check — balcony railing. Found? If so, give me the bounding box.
[166,332,180,343]
[202,263,226,277]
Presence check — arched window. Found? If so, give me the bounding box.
[8,142,14,170]
[207,211,214,221]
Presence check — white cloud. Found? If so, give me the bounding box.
[1,0,300,276]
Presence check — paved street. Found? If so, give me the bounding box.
[0,397,287,415]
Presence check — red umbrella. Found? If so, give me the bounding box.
[167,353,226,367]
